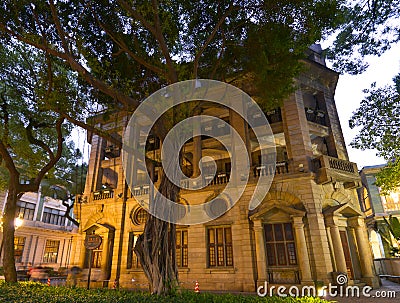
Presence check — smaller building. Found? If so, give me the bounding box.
[358,165,400,258]
[0,189,77,271]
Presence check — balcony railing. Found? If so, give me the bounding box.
[305,107,327,126]
[93,189,114,201]
[131,185,150,196]
[180,171,230,189]
[314,155,361,188]
[253,161,289,177]
[249,108,282,127]
[265,108,282,124]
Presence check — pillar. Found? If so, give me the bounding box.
[292,216,313,283]
[192,136,201,178]
[325,226,337,271]
[349,217,374,278]
[326,215,347,273]
[253,220,267,282]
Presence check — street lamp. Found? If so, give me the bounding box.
[14,215,24,230]
[0,214,24,260]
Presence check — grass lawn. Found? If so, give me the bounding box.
[0,281,331,303]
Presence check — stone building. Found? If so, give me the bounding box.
[0,189,76,271]
[70,45,379,291]
[358,165,400,258]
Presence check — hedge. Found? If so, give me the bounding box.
[0,281,331,303]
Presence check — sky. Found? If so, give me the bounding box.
[325,43,400,170]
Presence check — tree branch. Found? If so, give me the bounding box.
[49,0,71,55]
[0,141,19,178]
[92,10,167,77]
[60,113,123,148]
[0,24,140,110]
[117,0,158,36]
[151,0,177,82]
[62,198,80,226]
[22,117,65,192]
[193,3,235,79]
[26,120,55,161]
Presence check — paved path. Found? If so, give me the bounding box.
[325,279,399,302]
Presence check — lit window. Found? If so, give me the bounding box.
[176,230,188,268]
[43,240,60,263]
[14,236,25,263]
[207,227,233,267]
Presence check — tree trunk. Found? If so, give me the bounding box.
[134,172,179,295]
[2,177,19,282]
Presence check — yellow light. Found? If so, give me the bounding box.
[15,216,24,229]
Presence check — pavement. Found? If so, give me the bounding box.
[325,278,400,302]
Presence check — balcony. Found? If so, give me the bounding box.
[314,155,361,188]
[93,189,114,201]
[265,108,282,124]
[305,107,327,126]
[249,108,282,128]
[180,171,230,189]
[253,161,289,177]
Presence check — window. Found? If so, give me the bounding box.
[127,232,141,269]
[16,201,36,220]
[14,236,25,263]
[43,240,60,263]
[264,223,297,266]
[42,207,66,226]
[207,227,233,267]
[176,230,188,267]
[91,238,103,268]
[130,208,148,225]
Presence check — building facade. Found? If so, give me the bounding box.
[0,189,76,271]
[70,45,380,291]
[358,165,400,259]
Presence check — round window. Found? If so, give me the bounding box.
[130,207,148,225]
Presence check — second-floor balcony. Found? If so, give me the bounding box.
[93,189,114,201]
[305,107,327,126]
[313,155,361,189]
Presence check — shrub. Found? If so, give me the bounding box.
[0,281,331,303]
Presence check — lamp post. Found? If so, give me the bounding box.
[0,214,24,261]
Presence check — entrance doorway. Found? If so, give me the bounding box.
[339,230,354,279]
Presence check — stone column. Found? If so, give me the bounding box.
[192,136,202,177]
[229,109,252,182]
[349,217,374,278]
[292,216,313,283]
[253,220,267,282]
[326,215,347,273]
[325,226,337,270]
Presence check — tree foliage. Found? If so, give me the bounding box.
[0,40,89,282]
[327,0,400,74]
[349,75,400,193]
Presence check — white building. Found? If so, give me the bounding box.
[0,190,77,271]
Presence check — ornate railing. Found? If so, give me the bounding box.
[180,171,230,189]
[265,108,282,124]
[305,107,327,126]
[93,189,114,200]
[131,185,150,196]
[314,155,360,187]
[254,161,289,177]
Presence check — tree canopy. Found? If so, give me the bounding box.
[349,75,400,193]
[327,0,400,74]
